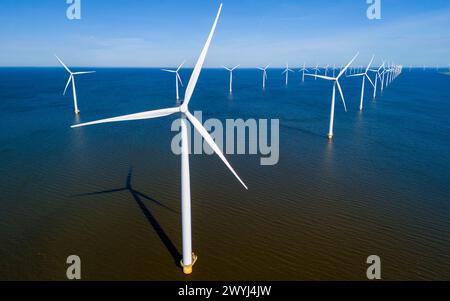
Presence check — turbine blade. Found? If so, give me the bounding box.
[257,67,265,71]
[180,3,222,109]
[71,107,180,128]
[177,73,184,87]
[222,66,231,71]
[366,74,375,87]
[305,74,334,81]
[231,65,240,71]
[73,71,96,75]
[366,55,375,72]
[336,81,347,112]
[161,69,176,73]
[55,55,71,73]
[63,75,72,95]
[176,61,185,72]
[338,52,359,79]
[265,64,271,69]
[185,110,248,190]
[347,73,364,77]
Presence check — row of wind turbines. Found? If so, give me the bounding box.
[54,3,403,275]
[159,57,403,140]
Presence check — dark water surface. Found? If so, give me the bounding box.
[0,67,449,280]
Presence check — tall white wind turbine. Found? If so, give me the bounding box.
[223,65,240,93]
[282,63,294,86]
[55,55,95,115]
[347,55,375,111]
[305,53,359,140]
[161,61,185,100]
[71,4,246,275]
[257,64,270,89]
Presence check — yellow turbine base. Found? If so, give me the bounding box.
[181,253,198,275]
[328,134,333,140]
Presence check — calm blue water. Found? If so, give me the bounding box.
[0,67,449,280]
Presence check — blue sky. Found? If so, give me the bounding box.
[0,0,449,67]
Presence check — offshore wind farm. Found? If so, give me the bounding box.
[0,0,450,281]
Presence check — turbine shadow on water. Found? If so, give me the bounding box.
[74,168,181,266]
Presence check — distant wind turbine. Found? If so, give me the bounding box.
[223,65,240,93]
[348,55,375,111]
[324,65,329,77]
[161,61,185,101]
[369,62,385,99]
[282,63,294,86]
[55,55,95,115]
[71,3,246,275]
[380,68,387,94]
[313,64,320,80]
[305,53,359,140]
[298,63,309,83]
[257,64,270,89]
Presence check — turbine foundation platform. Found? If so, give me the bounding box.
[181,253,198,275]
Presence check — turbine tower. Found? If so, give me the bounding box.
[71,3,246,275]
[161,61,185,101]
[55,55,95,115]
[305,53,359,140]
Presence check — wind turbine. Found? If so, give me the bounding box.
[282,63,294,86]
[298,63,309,83]
[55,55,95,115]
[305,53,359,140]
[313,64,320,80]
[347,55,375,111]
[257,64,270,89]
[223,65,239,94]
[71,3,246,275]
[324,65,329,77]
[369,62,385,99]
[161,61,185,101]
